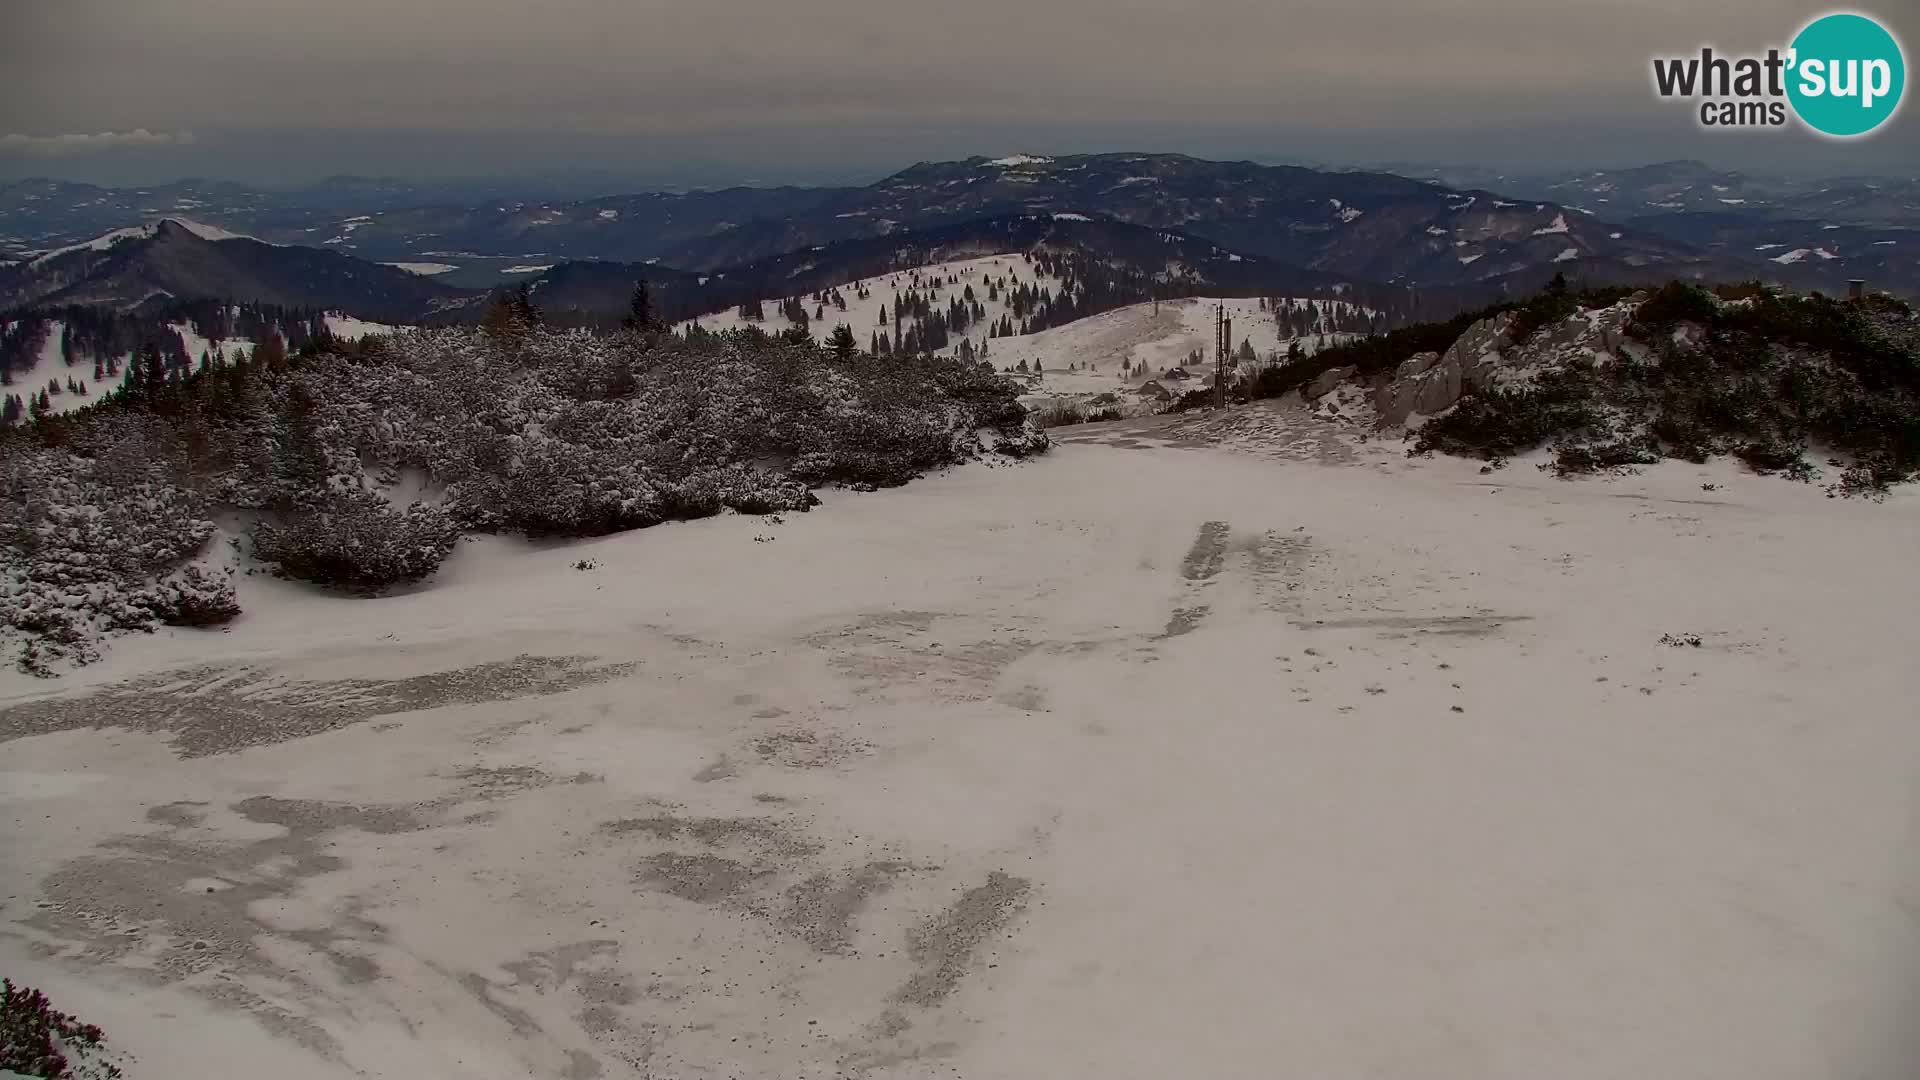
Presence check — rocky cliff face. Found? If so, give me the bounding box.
[1305,296,1651,428]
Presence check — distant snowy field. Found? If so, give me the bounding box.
[678,253,1069,356]
[383,262,461,276]
[3,315,401,415]
[676,253,1368,411]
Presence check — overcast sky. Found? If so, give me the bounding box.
[2,0,1913,186]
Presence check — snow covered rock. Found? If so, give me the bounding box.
[1445,311,1517,393]
[1304,365,1357,401]
[1394,352,1442,381]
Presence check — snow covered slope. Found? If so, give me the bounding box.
[27,217,261,265]
[3,425,1916,1080]
[677,253,1366,378]
[678,253,1069,352]
[1,321,105,415]
[993,295,1368,377]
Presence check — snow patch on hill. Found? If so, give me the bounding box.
[28,217,248,265]
[678,253,1070,358]
[4,322,106,415]
[994,296,1366,384]
[1532,213,1570,236]
[383,262,460,276]
[325,314,403,340]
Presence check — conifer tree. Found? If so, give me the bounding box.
[623,280,660,333]
[828,324,858,359]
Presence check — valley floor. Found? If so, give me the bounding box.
[3,404,1918,1079]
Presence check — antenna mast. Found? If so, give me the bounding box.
[1215,303,1230,409]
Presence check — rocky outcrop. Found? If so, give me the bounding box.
[1318,300,1656,428]
[1304,365,1357,401]
[1447,311,1516,393]
[1394,352,1441,380]
[1370,315,1515,424]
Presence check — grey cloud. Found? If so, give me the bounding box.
[0,0,1910,180]
[0,129,197,156]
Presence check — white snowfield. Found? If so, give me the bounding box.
[678,253,1071,351]
[323,314,403,340]
[676,255,1365,395]
[2,320,105,415]
[3,315,397,415]
[3,405,1917,1080]
[993,295,1366,403]
[382,262,461,276]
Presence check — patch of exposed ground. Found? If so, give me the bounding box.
[1291,614,1528,637]
[17,795,439,1060]
[803,610,1041,703]
[1250,529,1317,613]
[1158,606,1210,639]
[895,872,1032,1007]
[750,728,871,769]
[0,654,636,757]
[781,862,913,954]
[1181,521,1232,581]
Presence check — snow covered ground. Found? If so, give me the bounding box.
[996,295,1363,378]
[3,321,106,415]
[323,314,403,340]
[678,253,1070,352]
[4,314,397,417]
[382,262,461,276]
[4,406,1917,1080]
[677,252,1364,413]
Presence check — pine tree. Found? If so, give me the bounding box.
[141,343,166,394]
[513,284,543,328]
[828,324,858,359]
[623,280,660,332]
[253,333,288,373]
[483,296,518,336]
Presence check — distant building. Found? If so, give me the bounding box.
[1165,367,1192,381]
[1135,380,1172,401]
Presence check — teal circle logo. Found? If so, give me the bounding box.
[1787,13,1906,137]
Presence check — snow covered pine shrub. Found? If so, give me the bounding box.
[250,491,461,594]
[0,317,1043,668]
[1,430,238,673]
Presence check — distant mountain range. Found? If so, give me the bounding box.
[2,154,1913,327]
[0,218,481,323]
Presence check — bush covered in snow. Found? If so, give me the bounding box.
[0,322,1043,669]
[250,492,462,593]
[1409,286,1920,492]
[1,439,236,672]
[1,977,122,1079]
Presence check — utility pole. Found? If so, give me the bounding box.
[1214,303,1230,409]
